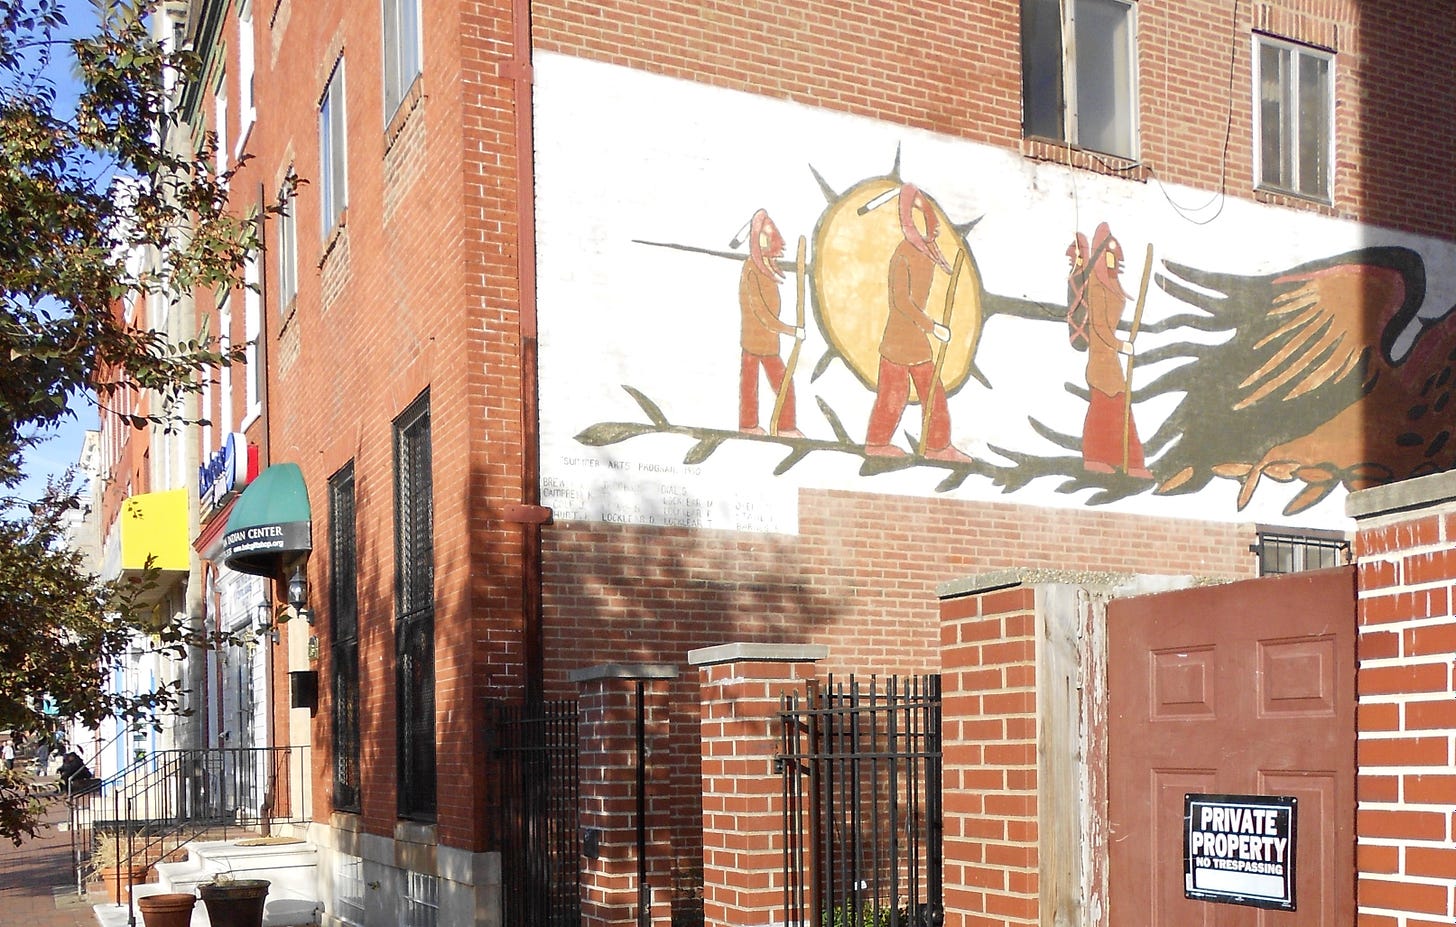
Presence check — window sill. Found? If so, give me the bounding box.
[384,75,424,152]
[234,111,257,162]
[1021,136,1149,182]
[1253,186,1336,215]
[318,210,348,268]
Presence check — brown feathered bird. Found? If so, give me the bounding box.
[1136,246,1456,514]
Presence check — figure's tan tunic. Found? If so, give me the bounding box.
[879,240,937,366]
[740,261,794,356]
[1085,277,1129,396]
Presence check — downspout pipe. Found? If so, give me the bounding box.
[504,0,547,711]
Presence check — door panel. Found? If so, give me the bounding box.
[1108,567,1355,926]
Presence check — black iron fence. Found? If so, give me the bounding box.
[781,675,943,927]
[68,745,310,900]
[494,699,580,927]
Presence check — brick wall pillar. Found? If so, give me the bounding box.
[938,578,1040,927]
[688,643,826,927]
[573,663,681,927]
[1349,476,1456,926]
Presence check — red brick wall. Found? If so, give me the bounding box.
[939,585,1039,927]
[532,0,1456,238]
[1352,499,1456,925]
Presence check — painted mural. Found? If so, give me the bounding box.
[534,54,1456,533]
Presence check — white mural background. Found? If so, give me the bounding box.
[534,52,1456,534]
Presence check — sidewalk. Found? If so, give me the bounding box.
[0,787,101,927]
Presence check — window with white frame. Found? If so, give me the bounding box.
[382,0,422,119]
[1254,35,1332,201]
[319,61,348,236]
[277,178,297,312]
[243,250,262,422]
[214,68,228,180]
[1020,0,1137,160]
[236,0,257,150]
[218,295,233,432]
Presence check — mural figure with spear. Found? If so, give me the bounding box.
[861,183,974,463]
[734,209,806,437]
[1069,222,1154,479]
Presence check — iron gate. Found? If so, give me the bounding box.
[494,700,580,927]
[781,675,943,927]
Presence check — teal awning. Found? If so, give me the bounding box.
[222,463,312,577]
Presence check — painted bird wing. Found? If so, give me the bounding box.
[1156,247,1426,413]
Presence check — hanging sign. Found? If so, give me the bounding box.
[199,432,259,518]
[1184,793,1297,911]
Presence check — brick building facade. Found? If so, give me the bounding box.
[170,1,1456,924]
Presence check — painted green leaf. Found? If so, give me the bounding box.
[574,422,659,446]
[622,385,669,427]
[684,437,724,465]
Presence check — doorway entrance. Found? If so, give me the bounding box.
[1107,567,1356,925]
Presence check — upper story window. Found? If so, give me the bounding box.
[242,248,262,422]
[217,294,233,432]
[1254,35,1332,201]
[1021,0,1137,160]
[276,176,298,313]
[319,61,348,237]
[236,0,257,149]
[214,67,228,179]
[382,0,422,119]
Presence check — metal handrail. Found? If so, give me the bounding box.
[67,744,311,914]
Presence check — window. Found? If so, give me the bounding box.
[1251,527,1349,576]
[334,855,365,926]
[382,0,422,118]
[402,871,439,927]
[330,463,361,813]
[217,295,233,431]
[1021,0,1137,160]
[277,178,297,312]
[237,0,257,148]
[1255,35,1332,200]
[243,249,262,421]
[214,68,228,179]
[319,61,348,236]
[394,393,435,819]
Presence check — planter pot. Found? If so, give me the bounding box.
[199,879,270,927]
[97,864,151,904]
[137,892,197,927]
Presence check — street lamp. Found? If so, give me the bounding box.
[287,564,313,625]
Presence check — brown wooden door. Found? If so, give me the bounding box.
[1108,567,1355,926]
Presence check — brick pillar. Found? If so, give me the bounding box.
[574,663,680,927]
[688,643,825,927]
[1349,476,1456,926]
[939,578,1040,927]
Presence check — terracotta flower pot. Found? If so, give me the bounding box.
[97,863,151,904]
[137,892,197,927]
[199,879,270,927]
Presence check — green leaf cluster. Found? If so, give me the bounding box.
[0,1,287,842]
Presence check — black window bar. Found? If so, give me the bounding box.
[1251,526,1350,576]
[329,462,361,813]
[395,393,436,820]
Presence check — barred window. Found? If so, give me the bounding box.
[334,854,365,926]
[403,871,439,927]
[394,393,435,819]
[329,462,360,813]
[1251,526,1349,576]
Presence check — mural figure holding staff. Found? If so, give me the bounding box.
[1070,222,1153,479]
[735,208,805,437]
[863,183,973,463]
